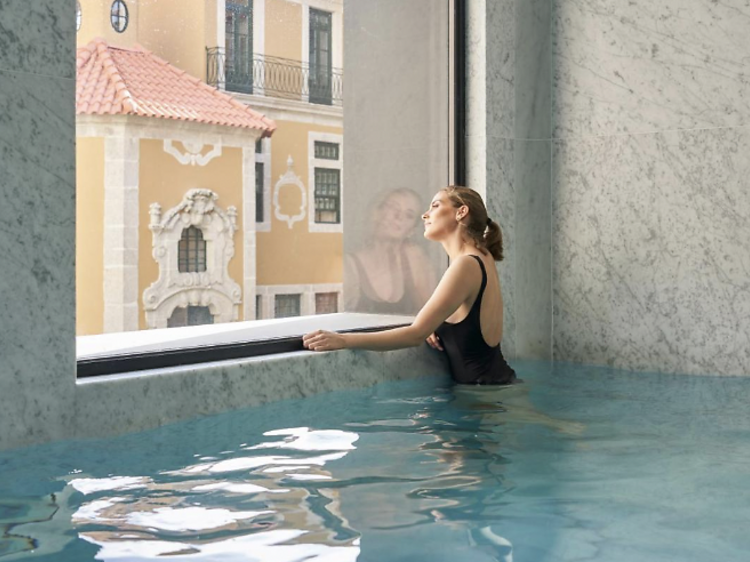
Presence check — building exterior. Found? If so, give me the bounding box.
[75,0,345,335]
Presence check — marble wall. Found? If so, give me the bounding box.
[552,0,750,375]
[0,1,78,450]
[467,0,552,360]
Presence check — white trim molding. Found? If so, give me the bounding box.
[242,147,258,321]
[143,189,242,329]
[273,156,307,229]
[307,131,343,233]
[256,283,343,319]
[163,140,222,166]
[103,130,140,333]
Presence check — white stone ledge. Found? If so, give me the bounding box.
[77,312,414,360]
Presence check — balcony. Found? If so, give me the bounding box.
[206,48,343,106]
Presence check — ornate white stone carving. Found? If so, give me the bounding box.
[273,156,307,229]
[163,139,223,166]
[143,189,242,329]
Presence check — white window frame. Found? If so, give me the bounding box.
[308,131,343,233]
[255,136,272,232]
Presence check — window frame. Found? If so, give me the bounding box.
[255,137,271,232]
[110,0,129,34]
[75,0,466,378]
[307,131,343,233]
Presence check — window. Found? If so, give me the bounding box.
[255,162,264,223]
[76,1,82,32]
[255,137,270,231]
[73,0,452,370]
[275,294,301,318]
[167,306,215,328]
[178,226,207,273]
[309,8,333,105]
[255,295,263,319]
[110,0,128,33]
[314,141,339,160]
[225,1,253,93]
[314,168,340,224]
[308,133,343,233]
[315,292,338,314]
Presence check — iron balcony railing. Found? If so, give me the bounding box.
[206,48,343,106]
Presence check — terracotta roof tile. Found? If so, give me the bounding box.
[76,38,276,135]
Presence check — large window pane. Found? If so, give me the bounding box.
[75,0,451,339]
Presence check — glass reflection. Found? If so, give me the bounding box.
[345,189,437,314]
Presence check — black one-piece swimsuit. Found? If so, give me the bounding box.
[435,255,516,385]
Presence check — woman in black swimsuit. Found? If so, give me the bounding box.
[303,185,515,385]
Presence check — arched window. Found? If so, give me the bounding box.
[110,0,129,33]
[178,226,207,273]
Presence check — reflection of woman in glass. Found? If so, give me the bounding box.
[305,186,515,386]
[345,188,437,314]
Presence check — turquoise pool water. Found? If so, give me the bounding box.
[2,361,750,561]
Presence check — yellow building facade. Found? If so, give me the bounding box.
[76,0,344,334]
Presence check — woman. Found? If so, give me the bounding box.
[304,185,516,385]
[344,188,436,315]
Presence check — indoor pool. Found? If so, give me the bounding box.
[2,361,750,562]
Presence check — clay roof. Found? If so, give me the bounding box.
[76,38,276,135]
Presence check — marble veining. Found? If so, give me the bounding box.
[0,0,75,79]
[553,127,750,375]
[0,69,76,450]
[553,0,750,138]
[74,348,451,441]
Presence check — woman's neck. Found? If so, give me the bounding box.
[442,233,475,261]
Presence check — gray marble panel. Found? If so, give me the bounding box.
[472,0,552,142]
[484,0,516,141]
[485,137,517,358]
[0,69,76,450]
[74,347,451,441]
[484,137,553,361]
[552,0,750,138]
[553,127,750,376]
[0,0,75,78]
[514,139,552,358]
[512,0,552,140]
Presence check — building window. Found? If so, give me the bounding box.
[314,168,341,224]
[315,292,338,314]
[225,1,253,94]
[309,8,333,105]
[255,294,263,319]
[314,141,339,160]
[275,294,301,318]
[255,161,264,222]
[167,306,215,328]
[178,226,207,273]
[110,0,129,33]
[76,1,82,32]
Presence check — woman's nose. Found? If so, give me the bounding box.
[422,210,429,219]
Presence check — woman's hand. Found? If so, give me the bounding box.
[303,330,348,352]
[425,332,444,351]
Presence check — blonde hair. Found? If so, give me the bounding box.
[442,185,504,261]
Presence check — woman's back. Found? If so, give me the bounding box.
[436,255,515,385]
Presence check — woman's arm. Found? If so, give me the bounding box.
[303,256,481,352]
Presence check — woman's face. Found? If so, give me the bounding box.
[374,192,421,240]
[422,191,461,241]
